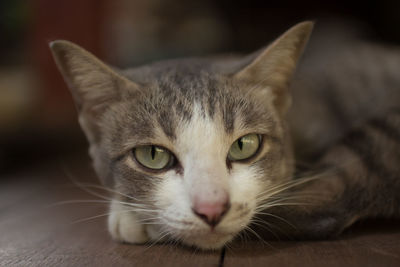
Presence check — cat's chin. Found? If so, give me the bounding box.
[146,222,236,250]
[178,231,236,250]
[158,225,241,250]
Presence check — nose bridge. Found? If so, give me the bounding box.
[178,105,230,204]
[185,154,229,201]
[185,155,231,227]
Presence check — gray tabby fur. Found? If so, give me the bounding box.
[50,21,400,249]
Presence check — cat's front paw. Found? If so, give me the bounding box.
[108,200,149,244]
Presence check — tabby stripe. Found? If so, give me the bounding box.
[342,124,399,216]
[321,86,351,128]
[323,162,351,185]
[369,118,400,144]
[389,107,400,115]
[341,129,391,179]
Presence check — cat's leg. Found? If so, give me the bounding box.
[264,109,400,239]
[108,199,150,244]
[260,151,358,240]
[316,109,400,221]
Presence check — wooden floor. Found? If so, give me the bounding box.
[1,157,400,267]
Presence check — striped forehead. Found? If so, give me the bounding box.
[143,70,276,143]
[174,104,229,161]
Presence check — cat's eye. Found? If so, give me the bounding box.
[134,145,173,170]
[228,134,261,161]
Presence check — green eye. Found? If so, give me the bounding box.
[228,134,260,161]
[134,145,172,170]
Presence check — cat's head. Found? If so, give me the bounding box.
[50,21,313,249]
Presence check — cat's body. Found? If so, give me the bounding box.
[50,22,400,250]
[291,36,400,160]
[275,30,400,238]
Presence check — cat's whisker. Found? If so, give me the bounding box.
[46,199,113,208]
[255,189,329,215]
[222,243,233,256]
[249,218,281,240]
[257,194,316,207]
[243,225,274,249]
[61,167,119,202]
[255,173,331,205]
[85,199,152,211]
[47,198,158,219]
[263,192,326,202]
[75,182,140,201]
[143,229,171,251]
[165,235,178,247]
[242,229,252,244]
[136,217,163,225]
[64,172,155,211]
[253,218,292,240]
[256,175,321,199]
[70,212,121,225]
[253,212,297,230]
[255,176,334,215]
[119,201,155,209]
[60,165,156,213]
[69,207,161,225]
[253,211,296,230]
[69,208,139,225]
[61,166,151,207]
[47,199,150,209]
[257,202,313,210]
[236,230,246,244]
[266,187,327,197]
[242,230,250,244]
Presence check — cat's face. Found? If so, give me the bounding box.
[50,21,313,249]
[100,71,293,249]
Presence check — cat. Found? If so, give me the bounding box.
[50,21,400,250]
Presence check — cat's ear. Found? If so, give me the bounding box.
[234,21,313,114]
[50,40,140,143]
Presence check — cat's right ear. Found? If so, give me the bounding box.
[49,40,140,143]
[233,21,314,115]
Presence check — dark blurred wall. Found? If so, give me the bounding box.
[31,0,106,126]
[1,0,400,173]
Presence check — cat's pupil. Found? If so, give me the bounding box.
[151,146,156,160]
[238,138,243,150]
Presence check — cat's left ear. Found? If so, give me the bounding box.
[49,40,141,144]
[234,21,314,115]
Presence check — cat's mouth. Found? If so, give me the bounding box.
[180,229,237,250]
[162,223,241,250]
[156,206,254,249]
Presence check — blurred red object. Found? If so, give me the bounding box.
[30,0,106,128]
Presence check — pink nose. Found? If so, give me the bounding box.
[192,196,231,227]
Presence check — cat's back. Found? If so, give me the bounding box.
[289,30,400,159]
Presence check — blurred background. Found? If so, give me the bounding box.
[1,0,400,174]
